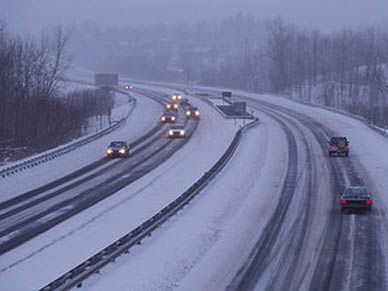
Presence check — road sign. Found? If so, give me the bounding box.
[222,91,232,98]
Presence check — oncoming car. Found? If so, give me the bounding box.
[166,102,179,111]
[106,141,130,158]
[168,125,185,138]
[186,106,200,119]
[340,186,373,213]
[160,112,176,123]
[171,93,182,101]
[123,84,133,90]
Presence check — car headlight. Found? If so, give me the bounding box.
[167,104,171,109]
[174,104,178,108]
[161,116,166,121]
[119,148,126,154]
[177,95,182,100]
[107,148,113,154]
[180,130,185,136]
[169,130,174,135]
[186,111,191,116]
[195,111,200,116]
[171,116,176,121]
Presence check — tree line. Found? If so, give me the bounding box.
[259,19,388,127]
[70,15,388,126]
[0,23,115,153]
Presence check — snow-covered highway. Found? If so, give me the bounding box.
[1,80,388,291]
[0,85,239,290]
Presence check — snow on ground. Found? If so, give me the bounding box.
[60,81,95,94]
[0,90,162,203]
[81,82,388,290]
[5,70,388,290]
[83,112,287,291]
[218,89,388,285]
[0,95,238,290]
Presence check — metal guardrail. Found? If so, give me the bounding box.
[0,91,136,180]
[40,117,260,291]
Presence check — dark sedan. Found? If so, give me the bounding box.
[166,102,179,111]
[160,112,177,123]
[340,186,373,213]
[106,141,130,158]
[328,136,349,157]
[185,106,200,119]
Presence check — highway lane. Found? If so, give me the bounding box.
[0,91,198,255]
[226,96,386,290]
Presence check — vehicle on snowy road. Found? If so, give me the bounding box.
[340,186,373,213]
[160,112,177,123]
[180,98,191,107]
[166,101,179,111]
[106,141,130,158]
[171,93,182,101]
[168,125,186,138]
[185,106,200,119]
[328,136,349,157]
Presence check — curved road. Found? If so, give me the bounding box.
[0,90,199,255]
[225,96,386,290]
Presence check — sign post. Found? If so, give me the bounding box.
[222,91,232,105]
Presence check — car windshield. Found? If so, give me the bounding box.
[343,187,368,197]
[331,137,347,145]
[171,125,184,130]
[109,142,125,147]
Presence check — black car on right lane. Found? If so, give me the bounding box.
[340,186,373,213]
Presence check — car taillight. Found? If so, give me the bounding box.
[341,199,347,205]
[365,200,373,205]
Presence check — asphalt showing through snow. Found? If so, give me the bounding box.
[227,96,386,291]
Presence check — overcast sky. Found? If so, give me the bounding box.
[1,0,387,33]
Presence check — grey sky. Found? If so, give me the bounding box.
[1,0,387,33]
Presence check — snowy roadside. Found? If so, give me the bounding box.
[83,112,286,291]
[0,91,161,203]
[106,79,388,290]
[0,95,238,291]
[0,80,133,171]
